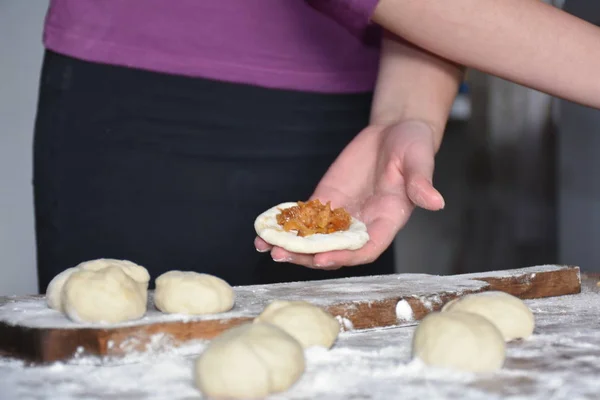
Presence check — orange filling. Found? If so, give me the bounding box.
[276,199,351,237]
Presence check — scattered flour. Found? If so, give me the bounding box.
[335,315,354,331]
[395,299,414,322]
[460,264,575,279]
[1,278,598,399]
[0,272,490,330]
[2,263,569,331]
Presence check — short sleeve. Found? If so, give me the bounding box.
[305,0,382,47]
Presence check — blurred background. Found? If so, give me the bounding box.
[1,0,597,295]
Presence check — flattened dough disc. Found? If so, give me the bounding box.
[254,202,369,254]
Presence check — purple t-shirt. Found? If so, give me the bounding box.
[43,0,381,93]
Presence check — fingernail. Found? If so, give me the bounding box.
[273,257,292,263]
[256,247,270,253]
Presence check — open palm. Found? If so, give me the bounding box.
[254,120,445,269]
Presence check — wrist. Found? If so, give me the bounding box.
[375,119,441,154]
[370,105,449,154]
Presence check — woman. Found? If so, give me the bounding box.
[37,0,595,292]
[260,0,600,268]
[33,1,455,291]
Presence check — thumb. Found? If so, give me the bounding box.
[401,141,445,211]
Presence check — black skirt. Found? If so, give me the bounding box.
[32,50,395,292]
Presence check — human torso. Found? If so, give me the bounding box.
[44,0,380,93]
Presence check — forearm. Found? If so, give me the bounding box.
[370,32,464,152]
[372,0,600,109]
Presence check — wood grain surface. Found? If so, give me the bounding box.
[0,265,581,363]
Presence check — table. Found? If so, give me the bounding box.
[1,275,599,400]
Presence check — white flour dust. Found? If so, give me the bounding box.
[395,299,414,321]
[335,315,354,330]
[2,264,564,330]
[1,278,599,400]
[0,273,487,330]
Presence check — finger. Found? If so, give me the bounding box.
[402,144,445,210]
[254,236,273,253]
[270,246,344,270]
[308,262,345,271]
[406,175,445,211]
[313,240,380,268]
[270,246,315,268]
[313,217,398,267]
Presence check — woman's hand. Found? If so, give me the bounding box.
[254,119,444,269]
[254,30,463,269]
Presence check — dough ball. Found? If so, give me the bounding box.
[412,311,506,373]
[194,322,305,399]
[254,300,340,349]
[442,291,535,341]
[78,258,150,303]
[46,267,79,312]
[45,259,150,312]
[153,271,234,315]
[62,266,147,324]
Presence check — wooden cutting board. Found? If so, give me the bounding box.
[0,264,581,363]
